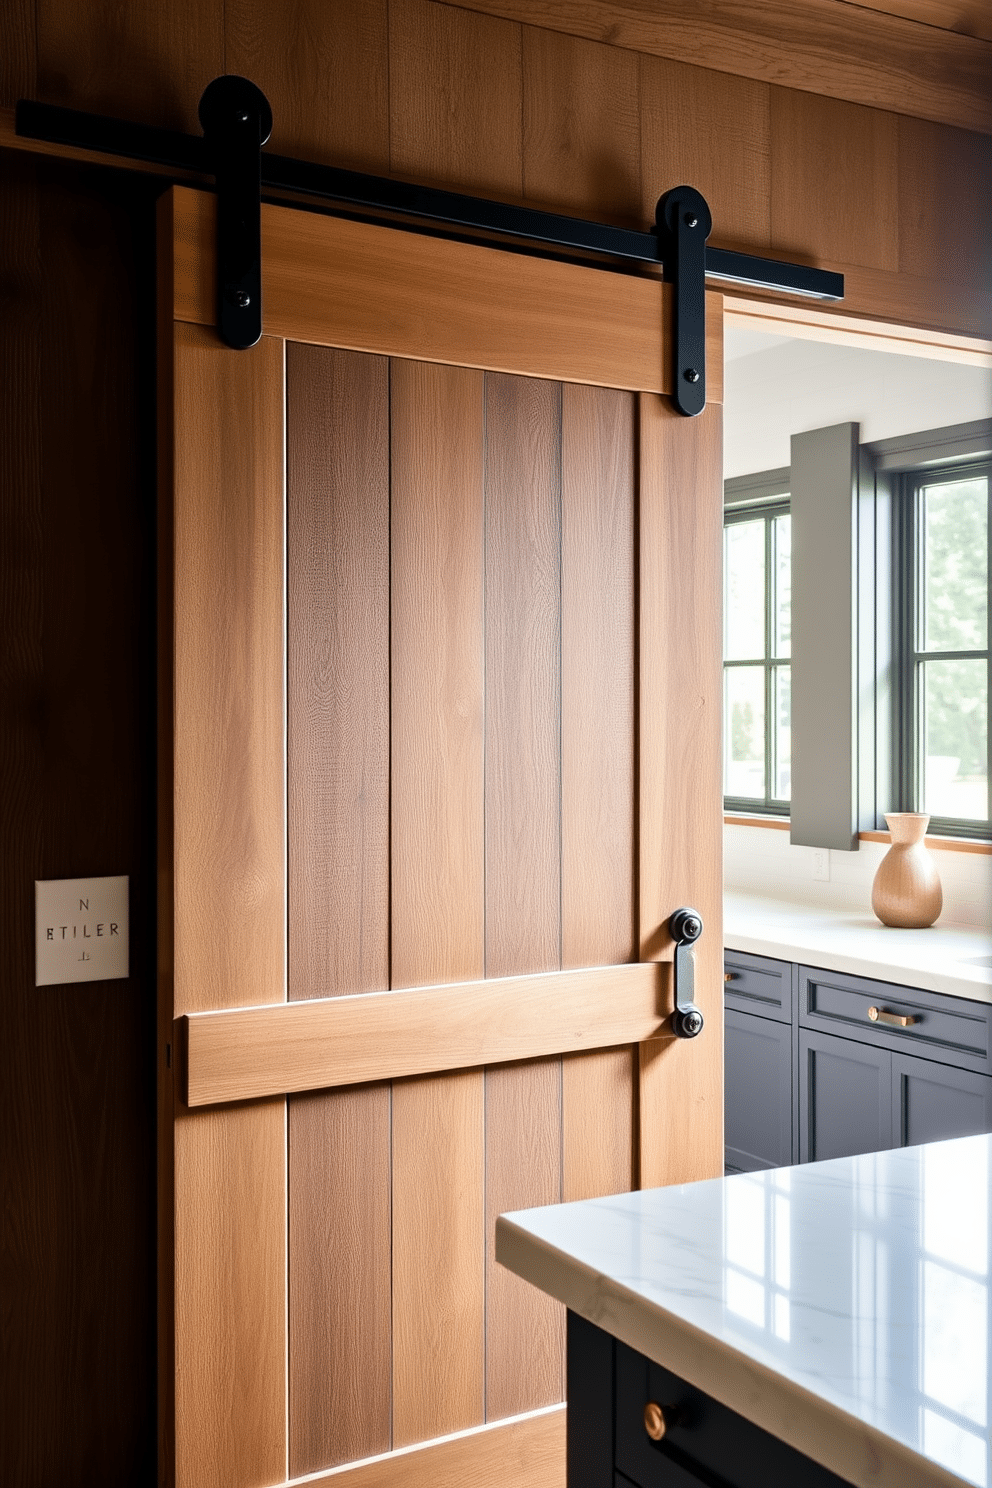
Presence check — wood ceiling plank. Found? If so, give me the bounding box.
[433,0,992,134]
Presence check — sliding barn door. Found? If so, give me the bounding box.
[158,186,724,1488]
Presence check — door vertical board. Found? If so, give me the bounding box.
[483,372,564,1420]
[388,0,523,198]
[561,383,637,1202]
[288,1086,392,1473]
[392,1072,486,1445]
[390,358,486,1445]
[170,325,287,1487]
[639,57,771,252]
[285,344,391,1474]
[637,387,724,1190]
[521,26,641,222]
[286,344,390,1004]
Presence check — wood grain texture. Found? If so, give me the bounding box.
[390,359,485,990]
[169,188,706,397]
[769,88,900,274]
[171,324,285,1017]
[226,0,390,170]
[392,1072,486,1445]
[897,116,992,290]
[483,371,564,1420]
[0,0,34,105]
[432,0,992,133]
[282,1405,565,1488]
[724,294,992,362]
[184,963,667,1106]
[560,382,637,1205]
[841,0,992,41]
[389,357,486,1448]
[288,1087,392,1474]
[637,381,725,1191]
[36,0,223,133]
[174,1102,286,1488]
[285,345,392,1475]
[640,56,770,252]
[286,344,390,1003]
[389,0,523,196]
[522,26,640,222]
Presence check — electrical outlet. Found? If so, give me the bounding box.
[812,849,830,882]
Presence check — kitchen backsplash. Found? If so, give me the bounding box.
[724,822,991,930]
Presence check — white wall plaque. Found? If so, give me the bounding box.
[35,875,129,986]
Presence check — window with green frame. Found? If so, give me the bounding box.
[723,493,791,814]
[895,459,990,838]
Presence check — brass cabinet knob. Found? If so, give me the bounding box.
[643,1401,669,1441]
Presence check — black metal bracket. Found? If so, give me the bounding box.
[15,80,845,404]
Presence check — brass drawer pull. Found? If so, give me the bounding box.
[725,972,737,982]
[644,1401,671,1441]
[868,1005,920,1028]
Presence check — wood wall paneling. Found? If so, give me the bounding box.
[769,88,900,273]
[637,386,725,1191]
[36,0,223,132]
[560,382,637,1202]
[522,26,641,222]
[640,56,771,252]
[170,324,287,1487]
[835,0,992,43]
[897,116,992,289]
[390,358,486,1447]
[433,0,992,134]
[285,344,392,1474]
[483,372,564,1421]
[226,0,390,170]
[389,0,523,196]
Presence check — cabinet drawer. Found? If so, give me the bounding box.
[799,965,992,1075]
[724,950,792,1022]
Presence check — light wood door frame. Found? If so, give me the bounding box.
[158,184,725,1488]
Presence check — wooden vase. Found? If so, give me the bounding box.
[871,813,942,928]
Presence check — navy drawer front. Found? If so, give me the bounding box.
[614,1342,846,1488]
[799,965,992,1075]
[724,950,792,1022]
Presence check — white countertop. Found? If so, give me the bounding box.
[725,892,991,1002]
[497,1136,992,1488]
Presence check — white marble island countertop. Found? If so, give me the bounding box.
[725,891,991,1002]
[497,1136,992,1488]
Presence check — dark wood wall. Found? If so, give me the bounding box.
[1,1,989,1483]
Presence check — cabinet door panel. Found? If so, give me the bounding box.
[894,1053,992,1148]
[724,951,792,1023]
[725,1010,792,1172]
[800,1030,892,1163]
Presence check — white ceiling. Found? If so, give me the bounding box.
[723,328,992,479]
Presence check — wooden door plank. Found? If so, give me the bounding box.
[390,358,486,1446]
[388,0,523,197]
[285,344,392,1474]
[640,56,771,254]
[431,0,992,134]
[560,382,637,1202]
[169,189,712,398]
[169,321,288,1488]
[483,372,564,1421]
[284,1404,565,1488]
[184,963,667,1106]
[636,379,725,1191]
[226,0,389,172]
[521,26,640,223]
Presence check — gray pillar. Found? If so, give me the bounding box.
[790,422,860,851]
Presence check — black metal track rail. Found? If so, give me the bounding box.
[15,97,843,300]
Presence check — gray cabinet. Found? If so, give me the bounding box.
[725,950,992,1171]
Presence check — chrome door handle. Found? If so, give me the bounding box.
[670,907,704,1039]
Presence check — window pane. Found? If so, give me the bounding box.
[921,478,988,654]
[725,666,765,798]
[921,658,988,821]
[773,513,791,659]
[773,665,791,801]
[725,520,765,660]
